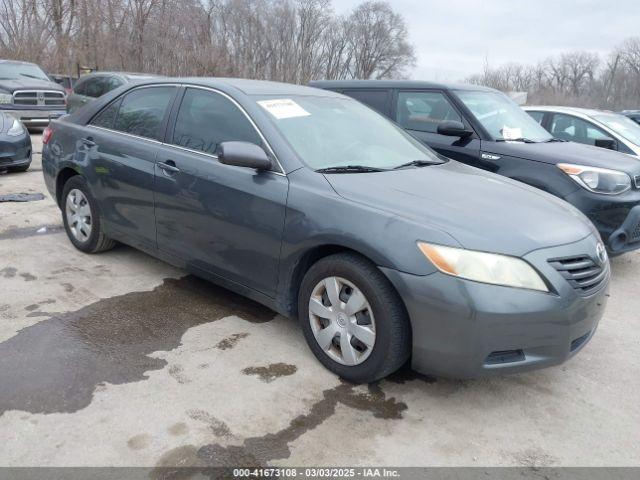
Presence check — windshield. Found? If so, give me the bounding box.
[253,95,441,170]
[455,90,553,142]
[592,113,640,147]
[0,62,49,81]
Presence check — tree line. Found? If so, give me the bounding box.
[0,0,415,83]
[466,37,640,110]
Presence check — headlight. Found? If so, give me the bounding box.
[558,163,631,195]
[0,93,12,104]
[417,242,548,292]
[7,118,24,136]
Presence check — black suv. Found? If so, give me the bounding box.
[311,80,640,255]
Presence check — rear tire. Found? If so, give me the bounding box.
[61,176,116,253]
[298,252,411,383]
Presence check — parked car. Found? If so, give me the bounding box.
[620,110,640,126]
[311,80,640,255]
[50,74,77,95]
[42,79,609,382]
[0,59,67,127]
[67,71,159,113]
[523,106,640,156]
[0,111,31,172]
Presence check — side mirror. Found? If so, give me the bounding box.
[437,120,473,138]
[594,138,617,151]
[218,141,272,170]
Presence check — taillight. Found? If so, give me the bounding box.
[42,126,53,144]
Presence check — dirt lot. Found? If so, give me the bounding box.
[0,133,639,468]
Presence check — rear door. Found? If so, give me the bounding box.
[86,85,178,251]
[394,89,481,165]
[154,87,288,296]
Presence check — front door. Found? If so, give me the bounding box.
[154,87,288,297]
[395,90,481,166]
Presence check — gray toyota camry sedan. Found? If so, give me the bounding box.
[42,79,609,382]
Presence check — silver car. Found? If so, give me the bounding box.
[67,71,159,113]
[525,106,640,157]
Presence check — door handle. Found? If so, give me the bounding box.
[81,137,95,147]
[158,160,180,175]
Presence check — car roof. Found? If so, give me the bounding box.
[0,59,38,67]
[309,79,498,93]
[135,77,344,97]
[79,71,160,79]
[523,105,621,117]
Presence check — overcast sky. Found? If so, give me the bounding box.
[334,0,640,81]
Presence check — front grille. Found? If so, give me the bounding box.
[548,255,607,295]
[13,90,65,107]
[631,221,640,241]
[635,175,640,189]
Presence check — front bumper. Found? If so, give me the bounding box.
[2,107,66,127]
[564,188,640,254]
[381,235,609,379]
[0,135,32,168]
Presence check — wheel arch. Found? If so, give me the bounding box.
[55,167,81,207]
[279,243,409,321]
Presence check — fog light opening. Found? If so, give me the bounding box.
[485,349,526,365]
[609,231,628,252]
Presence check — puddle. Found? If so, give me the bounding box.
[0,276,275,416]
[0,192,46,202]
[153,381,407,469]
[0,224,63,240]
[242,363,297,383]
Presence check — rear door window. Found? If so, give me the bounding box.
[112,86,176,140]
[396,91,462,133]
[549,113,613,146]
[170,88,262,155]
[341,89,391,117]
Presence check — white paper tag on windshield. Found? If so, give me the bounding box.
[502,126,523,140]
[258,99,311,119]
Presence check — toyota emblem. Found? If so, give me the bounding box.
[596,242,607,264]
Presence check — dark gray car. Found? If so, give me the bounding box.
[0,111,31,172]
[42,79,609,382]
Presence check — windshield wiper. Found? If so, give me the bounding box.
[393,159,441,170]
[546,138,567,142]
[316,165,388,173]
[496,137,537,143]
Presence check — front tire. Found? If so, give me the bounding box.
[61,176,116,253]
[298,253,411,383]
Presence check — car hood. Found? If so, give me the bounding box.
[0,78,65,94]
[324,161,594,257]
[483,140,640,174]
